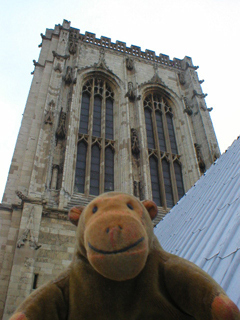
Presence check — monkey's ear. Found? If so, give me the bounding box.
[68,206,84,226]
[142,200,158,220]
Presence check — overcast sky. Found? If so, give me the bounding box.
[1,0,239,200]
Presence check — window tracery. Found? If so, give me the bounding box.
[75,77,115,195]
[144,92,184,208]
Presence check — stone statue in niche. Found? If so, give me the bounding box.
[44,100,55,124]
[56,112,67,140]
[178,72,186,85]
[126,82,136,102]
[69,41,77,55]
[133,180,140,198]
[54,62,62,73]
[44,111,54,125]
[131,128,140,156]
[50,164,59,190]
[64,66,73,85]
[126,57,134,70]
[183,97,193,116]
[194,143,206,173]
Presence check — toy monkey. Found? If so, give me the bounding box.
[10,192,240,320]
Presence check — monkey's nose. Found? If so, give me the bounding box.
[106,225,123,248]
[106,225,123,234]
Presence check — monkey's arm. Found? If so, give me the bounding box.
[163,255,240,320]
[9,271,69,320]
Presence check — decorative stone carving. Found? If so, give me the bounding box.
[94,48,110,70]
[131,128,140,156]
[52,51,70,60]
[33,60,44,68]
[17,207,41,250]
[44,111,53,124]
[186,62,199,70]
[44,100,55,124]
[52,51,69,73]
[194,143,206,173]
[54,62,63,73]
[69,30,79,55]
[150,73,165,85]
[56,112,67,140]
[63,66,76,85]
[126,82,136,102]
[126,57,134,70]
[15,191,47,205]
[199,79,204,84]
[178,72,186,85]
[69,42,77,55]
[133,180,140,198]
[183,97,193,116]
[200,103,213,112]
[192,90,208,99]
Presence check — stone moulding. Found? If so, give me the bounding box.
[52,51,70,60]
[16,191,47,205]
[42,207,68,221]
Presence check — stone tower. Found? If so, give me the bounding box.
[0,20,220,319]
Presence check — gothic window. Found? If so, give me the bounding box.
[104,147,114,192]
[149,156,161,206]
[74,78,115,195]
[79,93,90,134]
[90,144,101,195]
[144,92,184,208]
[75,141,87,193]
[174,161,184,199]
[105,99,114,140]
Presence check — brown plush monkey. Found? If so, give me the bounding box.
[10,192,240,320]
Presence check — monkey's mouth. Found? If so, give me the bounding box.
[88,237,145,255]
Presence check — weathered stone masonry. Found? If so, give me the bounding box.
[0,19,220,319]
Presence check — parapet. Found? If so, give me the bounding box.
[43,20,198,71]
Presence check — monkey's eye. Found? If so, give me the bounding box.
[92,206,98,214]
[127,203,134,210]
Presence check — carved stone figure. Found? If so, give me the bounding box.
[56,112,67,140]
[131,128,140,156]
[54,62,62,73]
[126,82,136,102]
[64,66,73,85]
[192,90,208,99]
[17,207,41,250]
[44,100,55,124]
[69,42,77,55]
[194,143,206,173]
[183,97,193,116]
[178,72,186,85]
[126,57,134,70]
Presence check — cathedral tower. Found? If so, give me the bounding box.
[0,20,220,319]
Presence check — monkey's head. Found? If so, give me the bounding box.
[68,192,157,281]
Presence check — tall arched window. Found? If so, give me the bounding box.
[74,78,115,195]
[144,92,184,208]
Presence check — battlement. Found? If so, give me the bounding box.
[44,20,188,70]
[78,31,183,70]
